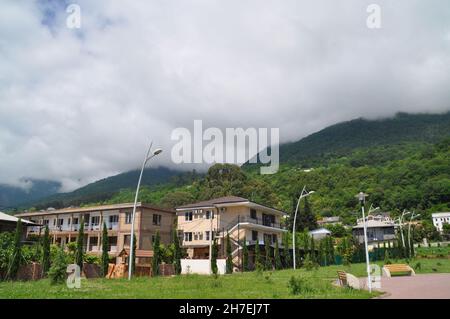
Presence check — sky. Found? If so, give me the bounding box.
[0,0,449,191]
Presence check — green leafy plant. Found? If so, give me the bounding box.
[48,247,68,285]
[288,275,315,295]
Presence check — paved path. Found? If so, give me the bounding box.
[361,274,450,299]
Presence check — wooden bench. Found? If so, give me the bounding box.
[337,271,348,286]
[383,264,415,277]
[336,271,360,289]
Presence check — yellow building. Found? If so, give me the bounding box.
[176,196,287,270]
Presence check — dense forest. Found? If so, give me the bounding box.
[26,138,448,229]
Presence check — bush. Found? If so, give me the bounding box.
[287,276,315,295]
[48,247,68,285]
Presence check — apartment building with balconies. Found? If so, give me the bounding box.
[176,196,287,270]
[16,203,175,262]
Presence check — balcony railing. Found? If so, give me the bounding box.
[228,215,285,230]
[107,222,119,230]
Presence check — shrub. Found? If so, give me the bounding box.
[48,247,68,285]
[288,276,315,295]
[414,262,421,270]
[84,254,100,265]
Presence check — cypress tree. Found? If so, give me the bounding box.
[6,218,22,280]
[274,240,282,270]
[101,222,109,277]
[327,236,335,265]
[254,240,262,271]
[310,235,317,264]
[242,239,249,271]
[225,233,233,274]
[264,237,272,270]
[283,232,291,268]
[211,239,218,275]
[318,239,326,266]
[75,218,84,271]
[173,228,182,275]
[152,231,161,276]
[42,225,51,276]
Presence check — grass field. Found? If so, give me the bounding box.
[0,259,448,299]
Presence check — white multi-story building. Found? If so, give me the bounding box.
[432,212,450,232]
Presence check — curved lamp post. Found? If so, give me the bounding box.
[356,192,372,292]
[128,142,162,280]
[292,186,315,270]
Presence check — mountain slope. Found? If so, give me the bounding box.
[0,180,61,210]
[15,167,196,210]
[248,112,450,168]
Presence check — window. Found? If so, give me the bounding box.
[199,232,203,240]
[91,216,100,226]
[109,215,119,223]
[252,230,258,241]
[205,210,214,219]
[185,211,193,221]
[184,232,192,242]
[250,209,257,219]
[205,231,210,241]
[194,233,199,240]
[57,219,64,226]
[73,218,79,225]
[53,219,56,226]
[125,212,132,224]
[272,234,277,244]
[124,235,131,247]
[43,220,49,226]
[153,214,162,226]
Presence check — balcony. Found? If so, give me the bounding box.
[107,222,119,231]
[84,223,101,231]
[229,215,285,230]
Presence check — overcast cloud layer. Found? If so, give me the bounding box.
[1,0,449,191]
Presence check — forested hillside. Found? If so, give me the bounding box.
[86,138,448,225]
[247,112,450,168]
[17,112,450,226]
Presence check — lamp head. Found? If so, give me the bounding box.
[153,148,163,156]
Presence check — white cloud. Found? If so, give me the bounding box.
[0,0,449,191]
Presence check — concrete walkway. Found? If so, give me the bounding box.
[361,274,450,299]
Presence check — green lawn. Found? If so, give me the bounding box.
[0,259,449,299]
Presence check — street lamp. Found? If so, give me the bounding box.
[355,192,372,293]
[292,186,315,270]
[396,210,411,252]
[128,142,162,280]
[408,212,420,258]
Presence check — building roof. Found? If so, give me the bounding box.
[318,216,340,223]
[176,196,287,215]
[15,202,174,218]
[0,211,36,225]
[177,196,249,209]
[432,212,450,217]
[353,220,395,229]
[309,228,331,235]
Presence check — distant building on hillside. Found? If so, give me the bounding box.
[432,212,450,232]
[317,216,341,226]
[352,213,396,245]
[309,228,331,240]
